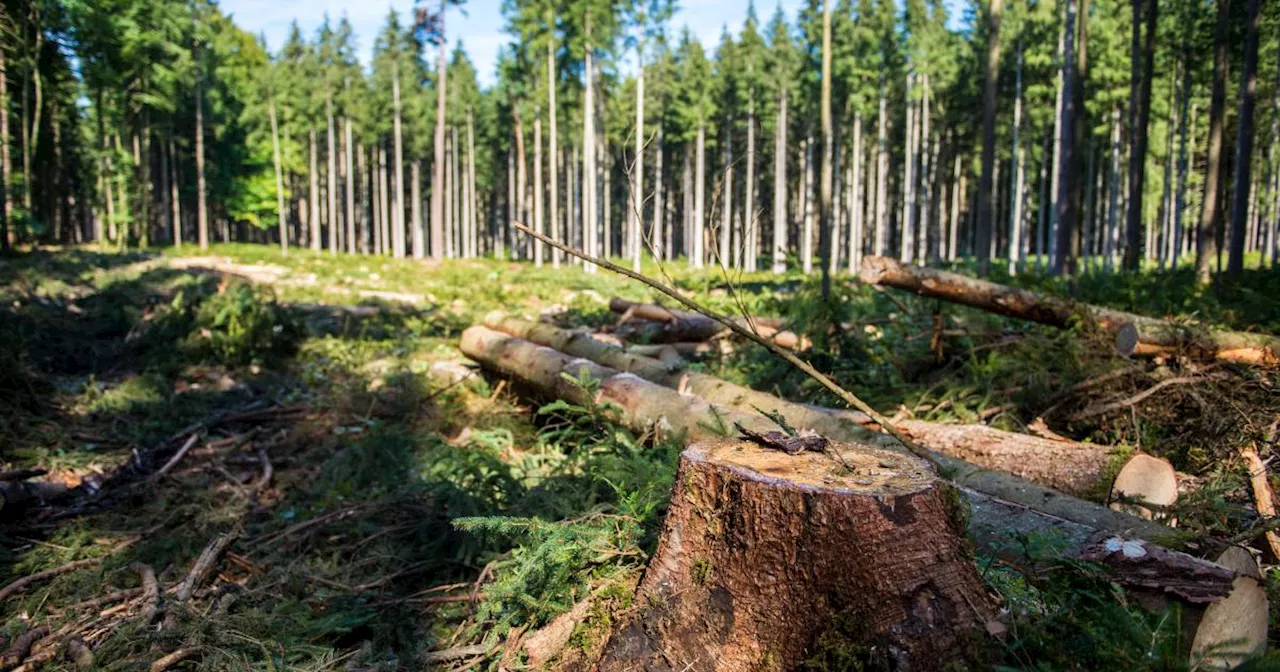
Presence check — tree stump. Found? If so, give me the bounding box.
[595,438,991,672]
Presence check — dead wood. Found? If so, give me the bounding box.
[421,644,488,665]
[1069,376,1208,421]
[62,637,94,671]
[1189,547,1269,667]
[523,597,593,668]
[1240,444,1280,560]
[150,434,201,482]
[859,256,1280,366]
[172,531,239,604]
[1109,454,1180,521]
[0,552,118,604]
[0,479,71,511]
[484,314,1114,496]
[459,327,1234,603]
[596,438,991,671]
[133,562,161,626]
[149,647,199,672]
[0,627,50,669]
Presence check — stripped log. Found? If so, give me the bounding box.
[459,326,1234,604]
[596,438,990,670]
[485,313,1113,497]
[608,298,809,350]
[859,256,1280,366]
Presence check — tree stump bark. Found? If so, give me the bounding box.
[595,438,990,672]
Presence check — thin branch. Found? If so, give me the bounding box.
[512,222,939,469]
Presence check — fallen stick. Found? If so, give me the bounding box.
[1069,376,1207,421]
[149,647,199,672]
[150,434,201,482]
[1241,444,1280,560]
[859,256,1280,366]
[172,531,239,603]
[0,555,112,604]
[0,627,50,669]
[421,644,488,665]
[484,313,1114,496]
[133,562,162,626]
[459,327,1235,604]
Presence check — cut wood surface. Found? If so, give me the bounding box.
[859,256,1280,366]
[1190,546,1269,667]
[1109,454,1179,521]
[485,312,1114,496]
[1240,443,1280,560]
[460,326,1234,603]
[596,438,989,671]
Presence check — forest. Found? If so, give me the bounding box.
[1,0,1280,669]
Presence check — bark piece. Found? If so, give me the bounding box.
[1240,444,1280,560]
[523,596,592,667]
[459,327,1232,603]
[0,627,50,669]
[596,439,989,671]
[1109,454,1178,521]
[1190,546,1268,667]
[859,256,1280,366]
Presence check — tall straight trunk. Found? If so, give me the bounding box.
[920,78,933,264]
[1158,69,1177,269]
[745,94,757,271]
[720,128,733,267]
[655,129,667,261]
[547,21,559,267]
[1009,40,1025,274]
[572,143,580,257]
[875,76,889,257]
[1105,109,1121,269]
[412,160,422,257]
[270,99,286,253]
[196,75,208,249]
[975,0,1005,273]
[901,73,916,263]
[468,108,479,258]
[1268,46,1280,267]
[1083,144,1097,270]
[1047,20,1066,269]
[507,150,515,256]
[602,142,611,257]
[534,110,544,266]
[772,88,788,273]
[802,135,814,273]
[170,139,182,249]
[848,113,864,272]
[327,94,338,255]
[818,0,833,296]
[583,40,598,273]
[514,105,528,258]
[949,157,961,260]
[429,0,448,259]
[1227,0,1260,275]
[1123,0,1158,270]
[1196,0,1230,283]
[694,123,706,269]
[461,133,472,257]
[632,47,645,271]
[391,61,406,258]
[683,148,692,260]
[1174,64,1191,270]
[0,44,8,250]
[345,117,355,254]
[309,127,320,251]
[448,127,458,256]
[1057,0,1087,276]
[379,145,390,255]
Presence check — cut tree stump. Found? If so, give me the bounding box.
[1189,546,1269,668]
[1109,454,1179,521]
[595,438,990,671]
[859,256,1280,367]
[460,326,1235,606]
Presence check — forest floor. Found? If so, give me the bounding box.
[2,244,1280,670]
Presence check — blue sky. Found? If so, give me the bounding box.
[220,0,809,88]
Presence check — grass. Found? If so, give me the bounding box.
[0,244,1278,670]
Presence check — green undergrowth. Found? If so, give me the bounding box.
[1,246,1278,670]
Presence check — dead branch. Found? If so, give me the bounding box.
[150,434,200,482]
[0,627,50,669]
[1068,376,1205,421]
[421,644,489,665]
[149,647,199,672]
[0,543,131,604]
[172,531,239,603]
[1240,443,1280,559]
[133,562,161,626]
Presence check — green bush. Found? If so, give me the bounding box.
[183,282,302,366]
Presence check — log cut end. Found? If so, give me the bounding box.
[1190,546,1269,668]
[596,438,990,672]
[1109,453,1179,521]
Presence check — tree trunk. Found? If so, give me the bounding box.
[269,99,286,254]
[309,127,321,252]
[429,0,448,259]
[170,140,182,249]
[547,21,559,267]
[1195,0,1230,283]
[583,40,598,273]
[412,160,422,258]
[468,108,479,258]
[861,255,1280,366]
[1227,0,1261,275]
[694,123,706,269]
[1174,66,1191,270]
[327,94,338,255]
[802,135,814,273]
[378,145,389,256]
[534,110,544,266]
[632,49,645,271]
[848,113,864,272]
[875,77,889,258]
[719,126,733,268]
[1124,0,1158,270]
[743,96,757,271]
[818,0,834,296]
[345,117,355,254]
[975,0,1004,274]
[772,88,788,273]
[0,44,8,251]
[655,129,667,261]
[1053,0,1078,276]
[391,61,406,258]
[1007,41,1025,274]
[901,74,917,264]
[196,75,208,250]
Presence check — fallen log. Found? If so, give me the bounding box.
[459,327,1233,604]
[484,312,1114,497]
[859,256,1280,366]
[609,297,809,350]
[596,437,991,670]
